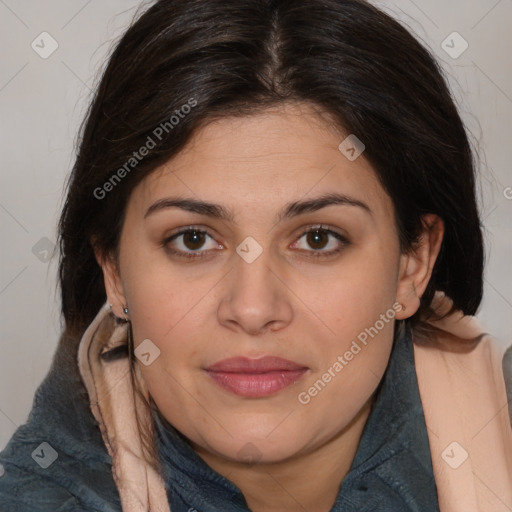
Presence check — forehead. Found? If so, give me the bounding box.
[130,102,395,224]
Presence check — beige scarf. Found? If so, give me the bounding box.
[77,292,512,511]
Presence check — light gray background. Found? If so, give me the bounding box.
[1,0,511,450]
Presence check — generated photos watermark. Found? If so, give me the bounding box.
[93,98,197,200]
[297,301,402,405]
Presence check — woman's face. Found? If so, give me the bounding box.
[101,102,421,464]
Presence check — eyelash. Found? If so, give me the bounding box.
[161,224,349,261]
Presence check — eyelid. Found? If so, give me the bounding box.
[293,223,347,240]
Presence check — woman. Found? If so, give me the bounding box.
[1,0,511,510]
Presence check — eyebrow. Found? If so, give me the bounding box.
[144,192,372,222]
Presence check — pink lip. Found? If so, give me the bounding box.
[205,356,308,398]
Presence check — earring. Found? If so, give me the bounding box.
[123,306,130,322]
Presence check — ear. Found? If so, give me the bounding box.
[91,237,128,319]
[395,214,444,320]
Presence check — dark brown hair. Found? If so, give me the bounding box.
[58,0,484,346]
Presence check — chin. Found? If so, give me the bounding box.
[197,426,310,465]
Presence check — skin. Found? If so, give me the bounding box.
[96,102,444,512]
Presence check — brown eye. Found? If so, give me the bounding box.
[293,225,349,258]
[163,227,220,259]
[182,230,207,250]
[306,229,330,250]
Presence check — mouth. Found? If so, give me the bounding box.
[204,356,309,398]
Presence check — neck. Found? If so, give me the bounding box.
[192,396,374,512]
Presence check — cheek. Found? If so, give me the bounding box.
[299,330,394,444]
[124,250,219,344]
[295,302,395,438]
[292,244,399,338]
[291,244,398,406]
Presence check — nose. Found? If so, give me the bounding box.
[217,248,294,336]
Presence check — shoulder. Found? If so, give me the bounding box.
[0,338,121,512]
